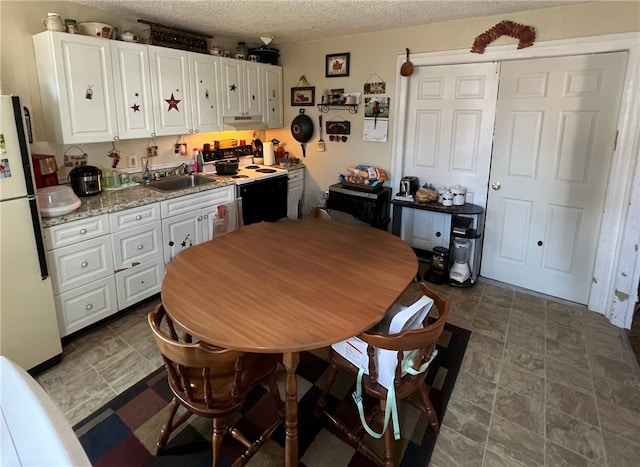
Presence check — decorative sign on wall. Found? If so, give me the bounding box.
[363,72,386,94]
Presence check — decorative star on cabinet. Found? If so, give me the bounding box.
[229,84,237,92]
[131,103,140,112]
[165,93,181,112]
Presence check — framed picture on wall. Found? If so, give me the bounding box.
[326,53,350,78]
[291,86,315,106]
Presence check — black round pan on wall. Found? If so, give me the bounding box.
[291,109,314,158]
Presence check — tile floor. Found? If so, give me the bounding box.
[36,279,640,466]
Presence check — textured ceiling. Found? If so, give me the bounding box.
[71,0,581,47]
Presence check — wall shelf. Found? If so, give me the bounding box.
[317,103,358,114]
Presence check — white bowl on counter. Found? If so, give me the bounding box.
[37,185,81,217]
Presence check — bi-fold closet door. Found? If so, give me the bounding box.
[401,52,627,304]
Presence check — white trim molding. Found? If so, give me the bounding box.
[392,32,640,328]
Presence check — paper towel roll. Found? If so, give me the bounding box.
[264,141,275,166]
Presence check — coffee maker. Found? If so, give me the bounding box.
[31,154,59,189]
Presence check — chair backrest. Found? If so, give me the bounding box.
[148,304,268,410]
[358,282,450,386]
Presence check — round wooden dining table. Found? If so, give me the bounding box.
[161,217,417,466]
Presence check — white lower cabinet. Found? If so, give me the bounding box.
[288,168,304,219]
[110,204,164,308]
[161,186,234,264]
[54,276,118,337]
[45,186,235,336]
[44,215,117,337]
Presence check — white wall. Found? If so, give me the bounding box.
[1,1,639,210]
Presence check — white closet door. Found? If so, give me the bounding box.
[400,62,499,250]
[481,52,627,304]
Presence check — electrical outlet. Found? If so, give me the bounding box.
[129,156,138,167]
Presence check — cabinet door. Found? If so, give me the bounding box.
[188,53,223,133]
[161,211,199,264]
[111,41,155,140]
[287,180,303,220]
[220,57,243,117]
[263,65,283,128]
[242,61,263,117]
[148,46,192,136]
[115,256,164,309]
[33,32,118,143]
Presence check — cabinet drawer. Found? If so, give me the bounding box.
[54,276,117,337]
[161,186,233,218]
[48,236,114,294]
[112,221,162,268]
[109,204,160,232]
[43,214,109,250]
[288,169,304,183]
[115,256,164,309]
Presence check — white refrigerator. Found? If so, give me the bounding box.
[0,95,62,372]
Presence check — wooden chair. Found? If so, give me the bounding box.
[148,304,284,466]
[315,282,450,466]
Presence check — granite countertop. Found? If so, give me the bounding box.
[41,163,305,228]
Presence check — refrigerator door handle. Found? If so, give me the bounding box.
[28,197,49,280]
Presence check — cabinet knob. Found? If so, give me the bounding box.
[151,132,156,137]
[135,215,142,220]
[491,182,502,191]
[169,241,174,246]
[137,244,144,250]
[85,303,93,310]
[435,231,441,237]
[195,129,199,133]
[537,241,543,246]
[79,228,87,234]
[113,136,120,141]
[189,129,194,134]
[81,261,88,268]
[197,216,203,221]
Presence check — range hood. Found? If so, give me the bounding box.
[223,116,267,130]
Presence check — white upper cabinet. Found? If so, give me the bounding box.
[33,32,283,142]
[110,41,156,139]
[220,58,263,117]
[188,53,223,133]
[263,64,283,128]
[148,45,193,136]
[33,31,118,144]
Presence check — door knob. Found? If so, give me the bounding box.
[492,182,502,191]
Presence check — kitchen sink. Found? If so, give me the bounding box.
[143,174,217,192]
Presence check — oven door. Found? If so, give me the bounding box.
[238,175,288,225]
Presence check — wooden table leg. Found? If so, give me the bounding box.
[282,351,300,467]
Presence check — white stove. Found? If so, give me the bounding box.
[202,162,287,185]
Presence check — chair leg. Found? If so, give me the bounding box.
[315,363,338,417]
[418,384,440,433]
[266,372,285,420]
[156,398,180,455]
[212,417,228,467]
